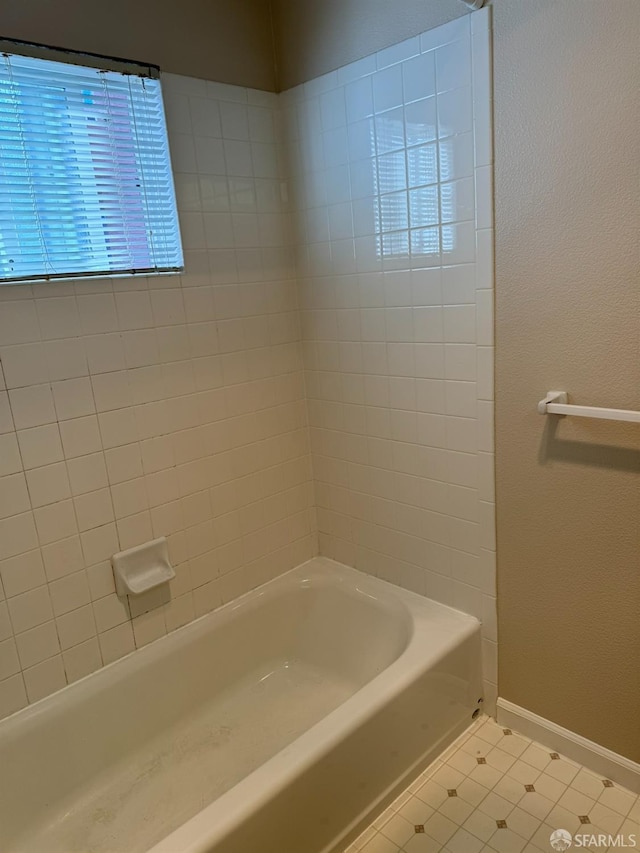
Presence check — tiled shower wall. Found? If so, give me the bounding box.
[283,12,496,705]
[0,11,495,722]
[0,76,316,719]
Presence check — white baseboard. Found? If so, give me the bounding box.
[497,698,640,794]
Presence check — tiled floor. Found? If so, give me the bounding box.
[345,716,640,853]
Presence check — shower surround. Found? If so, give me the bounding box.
[0,10,494,719]
[285,11,496,705]
[0,79,315,717]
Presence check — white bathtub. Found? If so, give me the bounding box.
[0,557,482,853]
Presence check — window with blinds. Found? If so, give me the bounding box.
[0,43,183,284]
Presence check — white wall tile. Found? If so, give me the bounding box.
[475,165,493,229]
[1,343,49,388]
[9,384,56,429]
[79,523,119,567]
[76,294,119,336]
[15,621,60,669]
[26,463,72,509]
[0,31,491,718]
[0,392,14,434]
[402,53,436,104]
[63,637,102,682]
[51,378,96,421]
[73,490,114,533]
[436,40,472,94]
[36,297,80,340]
[438,86,473,138]
[0,550,46,598]
[377,36,421,70]
[84,334,126,375]
[23,655,66,703]
[44,339,88,382]
[345,77,374,124]
[289,16,494,701]
[476,288,494,347]
[219,101,249,140]
[373,65,404,113]
[7,586,54,634]
[41,536,85,583]
[337,55,377,86]
[49,571,91,617]
[66,453,109,497]
[99,622,135,665]
[0,301,40,346]
[132,607,167,647]
[0,472,31,519]
[0,673,27,718]
[33,501,77,548]
[17,424,63,470]
[0,512,39,560]
[189,97,221,138]
[477,347,494,401]
[0,638,21,680]
[86,562,115,601]
[0,603,11,640]
[421,16,470,53]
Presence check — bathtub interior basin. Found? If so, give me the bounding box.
[0,557,482,853]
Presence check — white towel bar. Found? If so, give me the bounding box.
[537,391,640,423]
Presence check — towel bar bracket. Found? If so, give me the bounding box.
[537,391,568,415]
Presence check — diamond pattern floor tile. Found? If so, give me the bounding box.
[343,716,640,853]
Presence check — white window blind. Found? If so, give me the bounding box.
[0,44,183,283]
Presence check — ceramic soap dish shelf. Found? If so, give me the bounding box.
[112,537,175,597]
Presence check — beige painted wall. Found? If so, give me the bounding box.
[0,0,276,90]
[271,0,466,90]
[274,0,640,762]
[494,0,639,762]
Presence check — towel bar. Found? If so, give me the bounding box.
[537,391,640,423]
